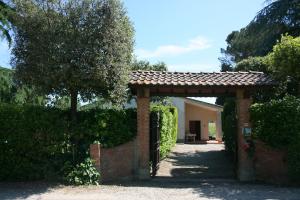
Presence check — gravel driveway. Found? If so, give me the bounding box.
[156,144,235,179]
[1,180,300,200]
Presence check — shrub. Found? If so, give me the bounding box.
[0,104,71,181]
[250,95,300,181]
[0,103,136,181]
[222,98,237,157]
[151,105,178,159]
[75,108,137,149]
[250,95,300,149]
[65,158,100,185]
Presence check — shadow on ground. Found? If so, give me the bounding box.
[168,150,235,179]
[156,144,235,179]
[0,182,60,200]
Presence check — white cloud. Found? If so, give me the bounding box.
[136,35,211,59]
[168,63,219,73]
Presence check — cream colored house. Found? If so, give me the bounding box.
[170,97,223,143]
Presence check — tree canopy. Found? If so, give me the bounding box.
[235,57,269,72]
[131,59,167,71]
[11,0,134,118]
[0,0,14,45]
[220,0,300,68]
[268,35,300,80]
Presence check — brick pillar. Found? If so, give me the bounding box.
[236,89,255,181]
[136,88,150,179]
[90,143,101,172]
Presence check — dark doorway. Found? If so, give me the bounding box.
[189,120,201,141]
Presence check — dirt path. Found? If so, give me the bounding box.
[156,144,235,179]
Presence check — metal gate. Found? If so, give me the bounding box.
[150,112,160,177]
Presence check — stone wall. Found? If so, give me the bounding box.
[90,138,137,182]
[254,140,288,184]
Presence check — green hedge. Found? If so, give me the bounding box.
[250,96,300,148]
[250,95,300,182]
[151,105,178,159]
[0,104,70,181]
[222,98,237,157]
[0,104,136,181]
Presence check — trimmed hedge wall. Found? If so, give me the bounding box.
[151,105,178,159]
[0,104,136,181]
[0,104,70,181]
[75,108,137,148]
[250,95,300,182]
[250,96,300,149]
[222,98,237,157]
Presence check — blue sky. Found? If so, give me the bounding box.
[124,0,265,103]
[125,0,265,72]
[0,0,266,103]
[0,0,265,70]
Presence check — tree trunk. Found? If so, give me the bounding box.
[70,90,78,163]
[70,90,78,122]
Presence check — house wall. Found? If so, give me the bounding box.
[185,102,218,141]
[170,97,185,142]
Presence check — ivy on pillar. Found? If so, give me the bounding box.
[136,88,151,179]
[236,89,255,181]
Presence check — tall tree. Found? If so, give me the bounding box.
[220,0,300,69]
[12,0,134,120]
[0,0,14,45]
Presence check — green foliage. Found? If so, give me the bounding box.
[222,98,237,156]
[250,95,300,181]
[0,103,71,181]
[65,158,100,185]
[268,35,300,81]
[131,59,168,71]
[208,122,216,138]
[0,66,45,105]
[220,0,300,67]
[235,56,269,72]
[75,108,137,149]
[0,103,136,181]
[0,0,14,45]
[250,95,300,149]
[151,105,178,159]
[12,0,134,114]
[0,66,13,102]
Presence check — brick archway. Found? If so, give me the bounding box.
[129,70,276,181]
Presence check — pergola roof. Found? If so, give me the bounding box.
[129,70,276,97]
[129,70,276,87]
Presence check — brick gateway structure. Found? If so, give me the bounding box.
[129,70,276,181]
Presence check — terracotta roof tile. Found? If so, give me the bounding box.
[129,70,276,87]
